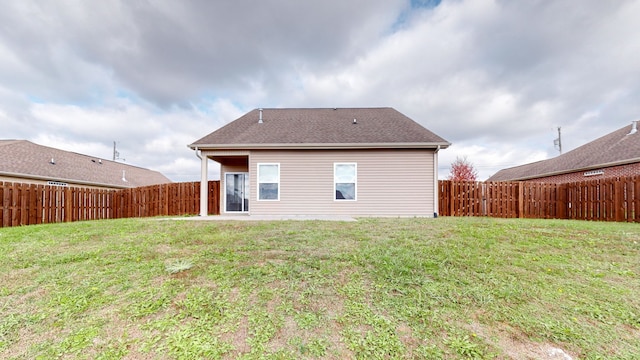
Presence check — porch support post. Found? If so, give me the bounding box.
[199,153,208,216]
[433,146,440,218]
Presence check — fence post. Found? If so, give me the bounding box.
[0,183,4,228]
[635,177,640,222]
[450,180,455,216]
[64,187,72,222]
[556,183,564,219]
[614,179,624,222]
[481,182,487,216]
[518,182,524,218]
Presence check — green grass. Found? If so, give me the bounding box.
[0,217,639,359]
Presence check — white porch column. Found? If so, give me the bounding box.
[199,153,208,216]
[433,147,440,218]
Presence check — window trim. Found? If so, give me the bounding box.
[257,163,280,201]
[334,162,357,201]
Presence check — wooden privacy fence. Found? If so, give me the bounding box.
[0,181,220,228]
[439,176,640,222]
[5,177,640,227]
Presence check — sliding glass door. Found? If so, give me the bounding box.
[225,173,249,213]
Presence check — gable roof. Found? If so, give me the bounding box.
[189,107,450,150]
[0,140,171,188]
[487,122,640,181]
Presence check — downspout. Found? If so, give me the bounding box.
[194,146,208,216]
[433,145,441,218]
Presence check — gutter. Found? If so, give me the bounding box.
[501,157,640,181]
[188,142,452,150]
[0,171,132,189]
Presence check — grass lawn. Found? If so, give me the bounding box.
[0,217,639,359]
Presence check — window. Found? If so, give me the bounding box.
[334,163,356,200]
[47,181,68,187]
[258,163,279,200]
[584,169,604,177]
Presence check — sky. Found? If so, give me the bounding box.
[1,0,639,181]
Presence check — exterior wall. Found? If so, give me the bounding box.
[523,162,640,183]
[248,149,436,216]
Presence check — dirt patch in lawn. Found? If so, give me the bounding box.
[220,316,250,358]
[467,321,577,360]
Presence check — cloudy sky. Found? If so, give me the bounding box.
[2,0,639,181]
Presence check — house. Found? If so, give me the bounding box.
[189,107,450,217]
[0,140,171,189]
[487,121,640,183]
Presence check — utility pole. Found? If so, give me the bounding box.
[553,127,562,154]
[113,141,124,161]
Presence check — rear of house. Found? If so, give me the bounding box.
[190,108,450,217]
[220,149,436,216]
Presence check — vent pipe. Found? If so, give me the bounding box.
[628,121,638,135]
[122,170,127,182]
[258,108,263,124]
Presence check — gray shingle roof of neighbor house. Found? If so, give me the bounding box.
[0,140,172,188]
[487,121,640,181]
[189,107,450,149]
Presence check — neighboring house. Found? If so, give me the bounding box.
[487,121,640,183]
[189,107,450,217]
[0,140,171,189]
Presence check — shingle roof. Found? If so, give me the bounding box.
[189,107,450,149]
[0,140,171,188]
[487,122,640,181]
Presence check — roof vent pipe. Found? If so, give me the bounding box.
[258,108,263,124]
[628,120,638,135]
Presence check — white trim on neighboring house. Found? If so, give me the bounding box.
[0,171,131,189]
[494,157,640,182]
[334,162,357,201]
[584,169,605,177]
[257,163,280,201]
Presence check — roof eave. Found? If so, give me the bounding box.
[0,171,132,189]
[189,142,451,150]
[501,157,640,181]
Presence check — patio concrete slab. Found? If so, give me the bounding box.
[167,214,357,222]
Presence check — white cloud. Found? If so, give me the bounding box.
[21,99,242,181]
[1,0,639,182]
[439,142,548,181]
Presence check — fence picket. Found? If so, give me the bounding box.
[0,181,221,228]
[6,177,640,227]
[438,177,640,222]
